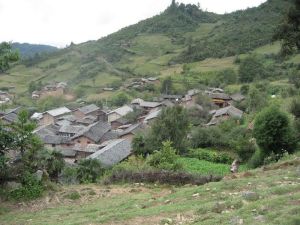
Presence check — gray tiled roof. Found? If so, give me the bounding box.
[214,106,243,118]
[209,93,231,100]
[46,107,71,117]
[72,121,111,142]
[77,104,100,115]
[59,125,85,134]
[140,101,161,108]
[88,139,132,167]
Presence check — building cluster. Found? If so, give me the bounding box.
[0,91,12,104]
[31,82,67,99]
[0,86,245,167]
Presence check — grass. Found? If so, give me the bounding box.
[0,155,299,225]
[179,157,248,176]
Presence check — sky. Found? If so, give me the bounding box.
[0,0,266,47]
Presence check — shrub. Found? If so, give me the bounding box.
[190,127,227,149]
[9,172,44,201]
[188,149,234,164]
[111,92,129,106]
[76,159,104,184]
[254,106,297,160]
[147,141,183,171]
[60,166,78,185]
[104,170,222,186]
[0,155,8,184]
[248,149,265,168]
[64,191,81,200]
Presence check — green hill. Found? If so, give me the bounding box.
[12,43,58,58]
[1,0,298,103]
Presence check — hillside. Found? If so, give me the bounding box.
[0,154,299,225]
[12,43,58,58]
[1,0,298,103]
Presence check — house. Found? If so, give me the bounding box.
[0,91,11,104]
[119,123,144,141]
[230,93,245,102]
[107,105,133,123]
[75,115,98,126]
[32,82,67,99]
[70,121,111,148]
[162,94,184,102]
[131,98,144,107]
[143,109,161,124]
[207,106,243,126]
[88,139,132,168]
[111,117,130,130]
[34,124,72,149]
[0,107,22,124]
[139,101,161,111]
[58,125,85,137]
[208,93,232,108]
[39,107,71,126]
[73,104,106,120]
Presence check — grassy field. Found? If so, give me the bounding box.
[0,154,299,225]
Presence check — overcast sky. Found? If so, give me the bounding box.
[0,0,266,47]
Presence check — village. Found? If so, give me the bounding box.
[0,82,245,168]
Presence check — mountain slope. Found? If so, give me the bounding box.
[3,0,297,100]
[12,43,58,58]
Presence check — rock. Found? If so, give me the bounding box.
[192,193,200,197]
[164,199,171,204]
[242,191,259,201]
[5,181,22,190]
[212,201,226,213]
[230,216,244,225]
[254,215,265,223]
[35,170,43,182]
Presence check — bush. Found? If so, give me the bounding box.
[248,149,265,168]
[76,159,104,184]
[190,127,227,149]
[104,170,222,186]
[111,92,129,106]
[9,172,44,201]
[188,149,234,164]
[147,141,183,171]
[0,155,8,184]
[254,106,297,160]
[60,166,78,185]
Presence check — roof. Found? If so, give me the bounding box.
[71,121,111,142]
[30,112,43,120]
[101,130,120,142]
[59,125,85,134]
[76,115,98,125]
[46,107,71,117]
[88,139,132,167]
[120,123,144,136]
[187,89,200,96]
[231,93,245,102]
[144,109,161,123]
[162,94,184,100]
[2,113,18,123]
[140,101,161,108]
[214,106,243,118]
[41,135,70,145]
[77,104,100,115]
[131,98,144,105]
[209,93,231,100]
[109,105,133,117]
[161,100,175,107]
[56,148,76,157]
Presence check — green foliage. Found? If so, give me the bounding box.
[273,0,300,55]
[288,69,300,88]
[246,86,268,112]
[190,127,227,149]
[76,159,104,184]
[0,155,8,184]
[37,96,68,112]
[147,141,183,171]
[238,55,266,83]
[111,92,129,107]
[254,106,297,159]
[0,123,14,155]
[247,149,265,168]
[188,149,234,164]
[9,172,44,201]
[0,42,19,72]
[160,76,173,94]
[64,191,81,200]
[124,108,144,124]
[28,81,43,94]
[40,150,65,180]
[148,105,190,154]
[60,166,78,185]
[187,106,210,126]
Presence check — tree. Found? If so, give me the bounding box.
[10,110,39,155]
[0,42,19,72]
[148,105,190,154]
[238,55,266,83]
[161,76,173,94]
[0,123,14,155]
[253,106,297,159]
[147,141,183,171]
[247,86,268,112]
[76,159,104,183]
[274,0,300,55]
[111,92,129,106]
[288,69,300,88]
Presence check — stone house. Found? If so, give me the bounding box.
[39,107,71,126]
[207,105,243,126]
[107,105,133,123]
